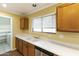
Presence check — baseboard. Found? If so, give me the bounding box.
[10,48,16,51]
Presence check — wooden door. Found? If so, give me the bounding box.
[23,41,28,56]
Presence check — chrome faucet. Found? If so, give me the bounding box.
[33,36,40,39]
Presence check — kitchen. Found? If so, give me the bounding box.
[0,3,79,56]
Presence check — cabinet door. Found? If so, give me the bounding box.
[24,17,29,29]
[57,4,79,32]
[18,39,23,54]
[16,38,19,51]
[20,17,25,29]
[20,17,29,30]
[23,41,28,56]
[28,43,35,56]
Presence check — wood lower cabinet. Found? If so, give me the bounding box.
[16,37,35,56]
[16,38,23,54]
[16,37,58,56]
[16,38,19,51]
[28,43,35,56]
[18,39,23,54]
[23,41,35,56]
[23,41,28,56]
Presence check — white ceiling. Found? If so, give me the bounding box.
[0,3,56,15]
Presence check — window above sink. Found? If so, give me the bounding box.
[32,13,56,33]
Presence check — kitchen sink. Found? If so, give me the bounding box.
[25,36,40,42]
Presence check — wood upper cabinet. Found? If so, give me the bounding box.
[57,4,79,32]
[20,17,29,30]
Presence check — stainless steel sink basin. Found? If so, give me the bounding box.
[25,36,40,42]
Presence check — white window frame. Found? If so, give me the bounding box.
[32,13,56,33]
[32,17,42,32]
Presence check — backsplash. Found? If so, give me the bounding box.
[25,31,79,45]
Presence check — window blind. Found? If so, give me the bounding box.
[32,14,56,33]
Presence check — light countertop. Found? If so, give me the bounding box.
[15,33,79,56]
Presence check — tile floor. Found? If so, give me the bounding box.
[0,50,22,56]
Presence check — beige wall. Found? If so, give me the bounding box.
[0,11,22,48]
[24,4,79,45]
[2,4,78,48]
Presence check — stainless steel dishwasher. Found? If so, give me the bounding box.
[35,46,58,56]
